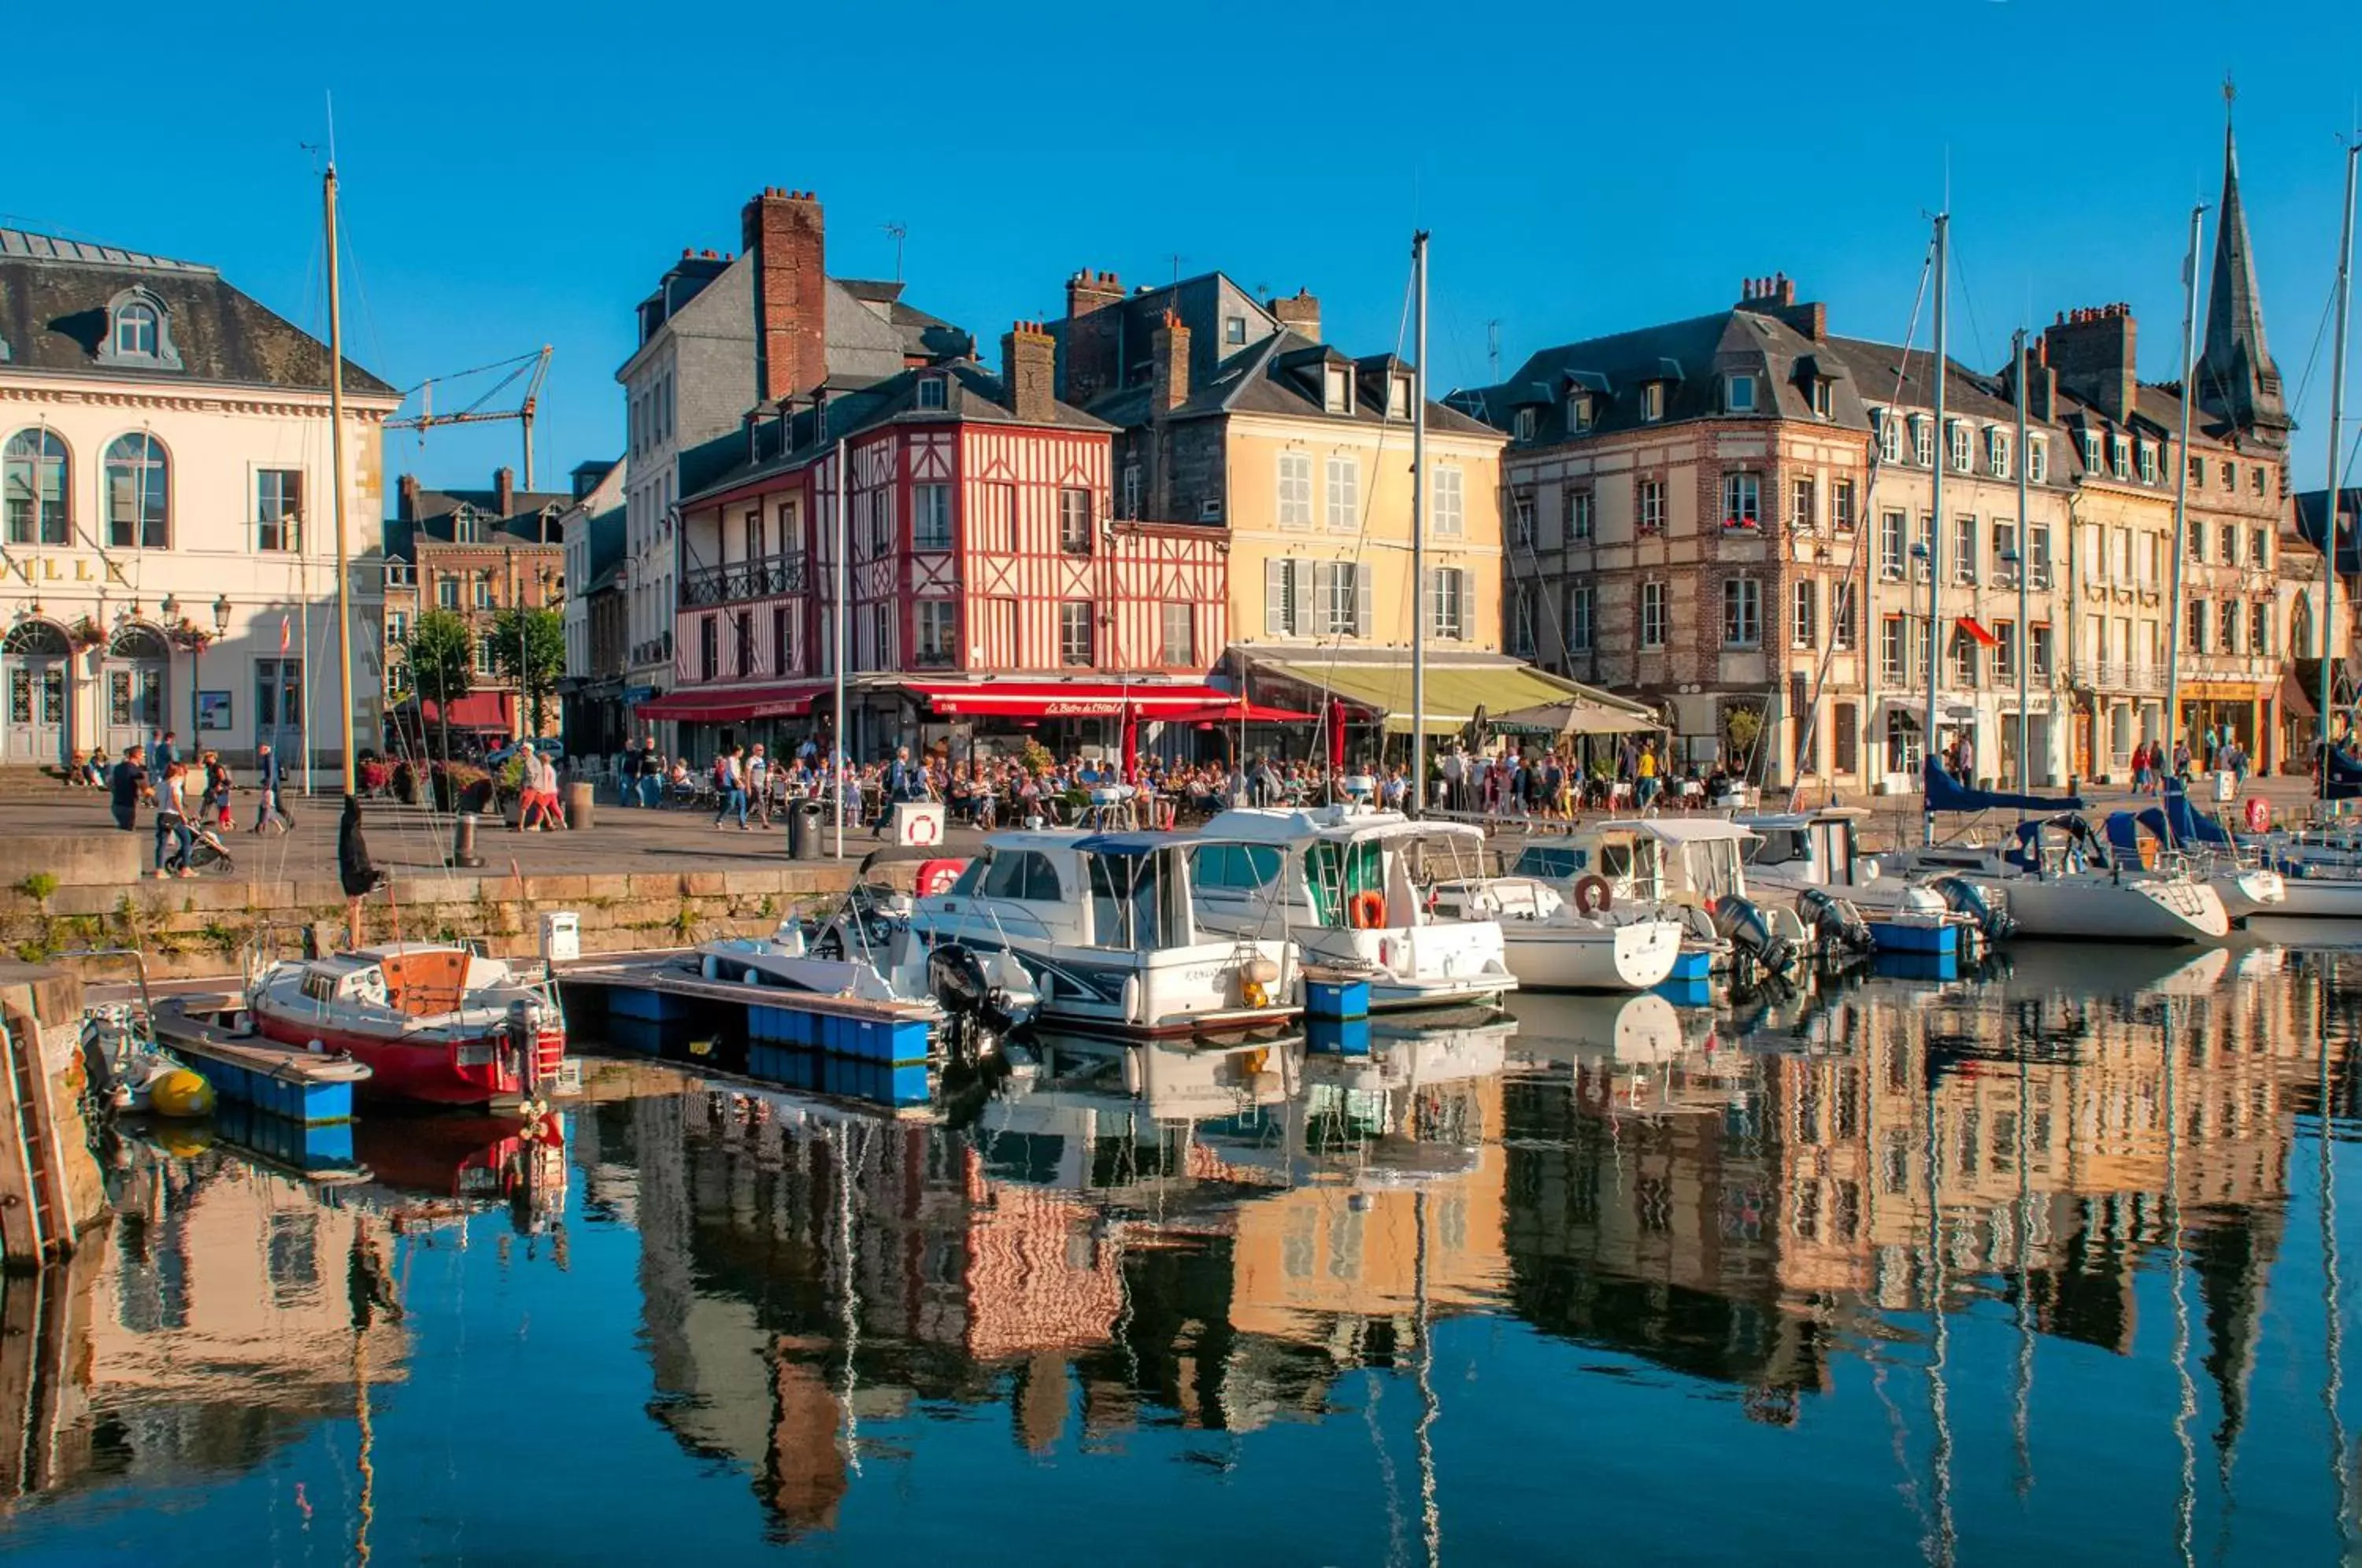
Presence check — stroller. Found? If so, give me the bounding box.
[179,820,236,876]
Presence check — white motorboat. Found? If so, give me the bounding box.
[910,829,1297,1037]
[1426,875,1683,992]
[1509,818,1811,983]
[1188,803,1516,1011]
[696,846,1039,1034]
[1889,814,2229,942]
[1736,808,2007,958]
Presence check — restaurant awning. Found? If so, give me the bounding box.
[1251,656,1654,736]
[413,692,514,730]
[1157,698,1316,724]
[897,680,1253,719]
[1494,698,1660,736]
[633,682,828,723]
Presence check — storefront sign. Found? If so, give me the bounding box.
[2,557,130,586]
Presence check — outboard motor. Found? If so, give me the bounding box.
[505,998,546,1102]
[928,942,1027,1040]
[1931,875,2015,941]
[1797,887,1875,956]
[1712,895,1795,982]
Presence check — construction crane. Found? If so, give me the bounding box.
[383,346,553,488]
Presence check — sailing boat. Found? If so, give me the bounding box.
[1881,212,2227,941]
[242,158,566,1108]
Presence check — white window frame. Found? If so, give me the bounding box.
[2111,436,2131,480]
[1723,472,1760,530]
[1567,582,1594,653]
[1987,427,2010,479]
[1912,416,1934,467]
[1875,407,1902,463]
[1790,580,1816,649]
[1512,489,1535,545]
[1640,382,1664,423]
[1723,577,1760,647]
[1879,509,1906,580]
[1638,479,1665,534]
[913,483,953,551]
[1428,568,1468,642]
[1568,394,1594,433]
[1513,407,1537,442]
[916,375,948,412]
[2028,436,2049,484]
[1831,582,1857,649]
[1726,373,1757,413]
[2138,441,2159,484]
[1640,580,1667,649]
[1948,419,1972,473]
[1565,486,1594,542]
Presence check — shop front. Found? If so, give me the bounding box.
[2177,681,2268,771]
[890,679,1287,769]
[631,681,832,768]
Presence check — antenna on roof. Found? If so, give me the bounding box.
[881,221,907,283]
[1169,253,1185,288]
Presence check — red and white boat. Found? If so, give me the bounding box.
[248,943,565,1108]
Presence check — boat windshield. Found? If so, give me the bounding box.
[1683,838,1746,903]
[1509,845,1586,880]
[1087,849,1189,949]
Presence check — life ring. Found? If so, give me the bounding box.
[1572,875,1612,916]
[2244,796,2270,834]
[1347,889,1388,930]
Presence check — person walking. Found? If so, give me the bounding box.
[713,746,749,830]
[253,742,293,834]
[151,730,178,782]
[109,744,150,833]
[746,744,772,827]
[1636,738,1660,808]
[154,760,195,878]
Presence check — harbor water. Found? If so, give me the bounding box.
[4,938,2360,1566]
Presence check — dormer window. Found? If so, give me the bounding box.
[2028,436,2049,484]
[1874,406,1901,462]
[1388,373,1412,420]
[1568,394,1594,433]
[2082,430,2103,471]
[455,507,483,544]
[1323,366,1353,414]
[97,287,183,370]
[1224,315,1247,346]
[1639,382,1664,422]
[1947,419,1972,473]
[1513,407,1537,442]
[1725,373,1757,413]
[916,374,947,411]
[1809,379,1834,419]
[1986,427,2010,479]
[1911,416,1934,467]
[2137,441,2157,484]
[2110,436,2130,480]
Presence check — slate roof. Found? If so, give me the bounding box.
[838,278,970,363]
[391,486,573,549]
[1087,328,1498,438]
[680,360,1115,505]
[0,227,395,396]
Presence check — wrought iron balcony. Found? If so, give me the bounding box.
[2071,659,2164,693]
[681,553,809,608]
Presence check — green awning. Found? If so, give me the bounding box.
[1254,656,1653,736]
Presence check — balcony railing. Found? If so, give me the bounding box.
[2071,659,2164,693]
[630,633,673,667]
[682,554,809,608]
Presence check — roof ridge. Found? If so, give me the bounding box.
[0,227,217,276]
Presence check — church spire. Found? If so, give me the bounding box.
[2199,78,2293,447]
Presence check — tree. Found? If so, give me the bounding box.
[400,609,475,763]
[1723,704,1764,776]
[492,606,566,738]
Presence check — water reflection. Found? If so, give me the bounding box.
[3,948,2359,1563]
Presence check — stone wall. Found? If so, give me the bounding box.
[3,864,855,981]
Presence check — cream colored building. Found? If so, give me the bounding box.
[0,228,398,770]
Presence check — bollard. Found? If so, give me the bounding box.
[565,780,595,830]
[449,811,485,869]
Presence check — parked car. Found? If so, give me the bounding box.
[484,738,567,769]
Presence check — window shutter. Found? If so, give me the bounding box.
[1356,565,1373,638]
[1264,560,1286,636]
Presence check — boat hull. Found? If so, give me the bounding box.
[249,1010,561,1107]
[1501,919,1683,993]
[1951,873,2227,942]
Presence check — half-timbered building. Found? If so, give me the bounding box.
[646,323,1232,763]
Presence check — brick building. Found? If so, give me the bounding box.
[383,464,567,745]
[556,457,627,756]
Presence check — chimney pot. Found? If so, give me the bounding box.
[744,184,828,403]
[494,466,516,516]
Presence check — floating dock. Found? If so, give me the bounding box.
[148,996,372,1126]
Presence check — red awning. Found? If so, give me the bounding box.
[900,680,1257,720]
[1156,699,1316,724]
[1956,616,2000,649]
[414,693,514,730]
[634,682,828,723]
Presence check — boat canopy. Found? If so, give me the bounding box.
[2003,814,2108,874]
[1597,816,1760,847]
[1923,757,2086,815]
[2157,784,2234,845]
[1073,832,1175,859]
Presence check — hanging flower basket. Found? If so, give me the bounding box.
[65,616,106,651]
[165,618,216,651]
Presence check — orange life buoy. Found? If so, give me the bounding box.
[2244,796,2270,834]
[1573,875,1612,916]
[1347,889,1388,930]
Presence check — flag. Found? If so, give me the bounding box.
[1955,615,2000,649]
[279,616,291,653]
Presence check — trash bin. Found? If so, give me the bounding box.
[790,797,824,860]
[565,781,595,830]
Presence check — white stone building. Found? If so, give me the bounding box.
[0,228,398,771]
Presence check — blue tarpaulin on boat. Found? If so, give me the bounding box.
[1923,758,2086,815]
[2158,785,2232,845]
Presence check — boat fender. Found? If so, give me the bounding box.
[1242,955,1281,986]
[1348,890,1387,930]
[702,953,724,982]
[1121,974,1143,1025]
[742,967,765,987]
[1572,875,1612,916]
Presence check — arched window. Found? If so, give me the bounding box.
[109,624,168,661]
[2,621,69,657]
[115,303,158,357]
[2,429,69,545]
[104,434,169,549]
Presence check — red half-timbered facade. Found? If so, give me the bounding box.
[649,349,1231,758]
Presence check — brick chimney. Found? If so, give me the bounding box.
[1737,272,1826,341]
[494,466,516,516]
[1270,287,1321,341]
[1001,320,1057,424]
[1150,309,1190,414]
[398,472,420,523]
[741,187,828,404]
[2001,335,2059,423]
[2042,304,2138,424]
[1061,268,1125,406]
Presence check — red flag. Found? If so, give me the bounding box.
[279,615,291,653]
[1955,615,1999,649]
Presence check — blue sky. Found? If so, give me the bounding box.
[13,0,2362,498]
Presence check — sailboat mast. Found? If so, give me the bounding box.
[1410,230,1430,815]
[833,436,849,856]
[324,165,357,803]
[2015,327,2031,792]
[1923,213,1948,846]
[2320,140,2357,801]
[2164,201,2205,777]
